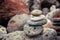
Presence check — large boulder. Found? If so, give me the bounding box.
[7,14,30,33]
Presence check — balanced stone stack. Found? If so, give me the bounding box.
[2,10,57,40]
[2,31,24,40]
[24,9,47,37]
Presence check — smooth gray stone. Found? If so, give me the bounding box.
[2,31,43,40]
[27,19,47,26]
[30,15,45,21]
[42,28,57,40]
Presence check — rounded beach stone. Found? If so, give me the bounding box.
[24,24,43,36]
[7,14,30,33]
[42,28,57,40]
[31,9,42,16]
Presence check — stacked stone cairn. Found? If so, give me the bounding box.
[2,10,57,40]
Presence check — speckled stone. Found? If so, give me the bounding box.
[2,28,57,40]
[30,15,45,21]
[2,31,43,40]
[24,24,43,36]
[27,19,47,26]
[0,25,7,39]
[42,28,57,40]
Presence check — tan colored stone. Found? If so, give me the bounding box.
[7,14,30,33]
[31,10,42,16]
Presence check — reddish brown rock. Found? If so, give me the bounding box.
[0,0,29,19]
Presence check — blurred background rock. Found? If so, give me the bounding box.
[0,0,29,27]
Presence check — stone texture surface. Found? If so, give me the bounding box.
[30,15,45,21]
[2,28,57,40]
[42,28,57,40]
[2,31,43,40]
[2,31,24,40]
[24,10,47,36]
[0,25,7,39]
[2,9,57,40]
[7,14,30,33]
[27,19,47,26]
